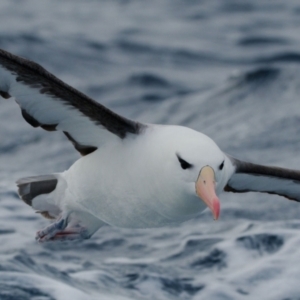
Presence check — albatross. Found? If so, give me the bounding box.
[0,48,299,242]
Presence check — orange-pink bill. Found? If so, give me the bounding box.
[195,166,220,220]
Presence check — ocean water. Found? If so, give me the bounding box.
[1,0,300,299]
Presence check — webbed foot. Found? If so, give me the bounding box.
[36,218,66,242]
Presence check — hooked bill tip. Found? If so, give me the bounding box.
[212,198,220,220]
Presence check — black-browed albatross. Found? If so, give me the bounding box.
[0,48,299,242]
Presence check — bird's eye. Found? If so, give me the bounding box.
[176,154,193,170]
[219,160,224,170]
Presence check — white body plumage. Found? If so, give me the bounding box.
[61,125,231,228]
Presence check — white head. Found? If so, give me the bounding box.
[142,125,228,221]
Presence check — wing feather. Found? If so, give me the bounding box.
[225,156,300,202]
[0,48,145,155]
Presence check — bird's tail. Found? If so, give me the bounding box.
[16,174,62,219]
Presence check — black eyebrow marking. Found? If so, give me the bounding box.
[219,160,224,170]
[176,154,193,170]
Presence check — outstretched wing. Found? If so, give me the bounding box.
[0,48,145,155]
[225,156,300,202]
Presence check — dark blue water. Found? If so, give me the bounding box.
[1,0,300,299]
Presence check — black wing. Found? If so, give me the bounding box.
[225,156,300,202]
[0,48,145,155]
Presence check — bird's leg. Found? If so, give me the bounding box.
[36,213,69,242]
[36,210,104,242]
[48,226,90,242]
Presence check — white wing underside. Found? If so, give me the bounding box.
[0,48,144,155]
[6,73,113,147]
[0,72,113,147]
